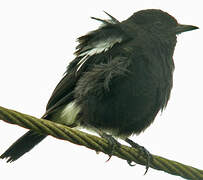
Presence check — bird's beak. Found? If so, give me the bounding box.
[176,24,199,34]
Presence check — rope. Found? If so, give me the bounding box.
[0,105,202,180]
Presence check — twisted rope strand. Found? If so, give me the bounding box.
[0,106,202,180]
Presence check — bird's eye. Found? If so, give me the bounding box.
[154,21,162,27]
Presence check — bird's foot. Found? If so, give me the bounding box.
[82,124,121,161]
[125,138,152,175]
[99,132,121,161]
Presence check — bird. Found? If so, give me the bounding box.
[0,9,198,171]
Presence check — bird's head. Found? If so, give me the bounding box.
[125,9,198,35]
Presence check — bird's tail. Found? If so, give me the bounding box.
[0,130,46,162]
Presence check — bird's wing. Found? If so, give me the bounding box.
[43,72,77,117]
[43,14,129,117]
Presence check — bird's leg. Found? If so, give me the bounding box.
[125,138,152,174]
[97,130,121,161]
[86,125,121,160]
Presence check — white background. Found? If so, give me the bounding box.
[0,1,202,180]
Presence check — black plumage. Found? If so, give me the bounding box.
[0,9,198,163]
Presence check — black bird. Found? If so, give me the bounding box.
[1,9,198,169]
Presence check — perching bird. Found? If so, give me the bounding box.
[1,9,198,168]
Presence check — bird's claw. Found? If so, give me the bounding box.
[127,160,136,166]
[101,133,121,161]
[137,145,152,174]
[125,138,152,175]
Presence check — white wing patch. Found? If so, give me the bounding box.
[76,37,122,71]
[59,101,81,126]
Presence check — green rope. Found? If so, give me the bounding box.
[0,106,202,180]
